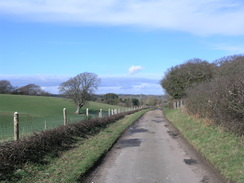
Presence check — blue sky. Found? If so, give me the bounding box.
[1,0,244,95]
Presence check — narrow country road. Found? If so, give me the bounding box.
[87,109,224,183]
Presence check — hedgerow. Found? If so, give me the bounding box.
[0,109,142,181]
[161,55,244,135]
[185,55,244,135]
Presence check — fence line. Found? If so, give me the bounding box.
[168,100,185,109]
[6,107,139,141]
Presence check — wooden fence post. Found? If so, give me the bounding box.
[63,108,67,126]
[86,108,89,118]
[44,121,47,130]
[99,109,102,118]
[14,112,19,141]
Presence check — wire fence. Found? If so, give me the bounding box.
[0,113,83,141]
[0,107,138,142]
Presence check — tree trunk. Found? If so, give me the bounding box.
[75,103,84,114]
[75,106,80,114]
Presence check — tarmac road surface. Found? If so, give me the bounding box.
[87,109,225,183]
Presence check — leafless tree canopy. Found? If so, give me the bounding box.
[59,72,101,114]
[0,80,14,94]
[15,84,44,95]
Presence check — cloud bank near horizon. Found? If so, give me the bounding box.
[1,0,244,36]
[0,75,164,95]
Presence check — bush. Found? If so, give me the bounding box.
[160,58,215,99]
[186,56,244,135]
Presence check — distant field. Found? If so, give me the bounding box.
[0,94,124,141]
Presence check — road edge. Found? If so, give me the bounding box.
[83,109,151,183]
[162,109,228,183]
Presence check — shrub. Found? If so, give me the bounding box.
[160,58,215,99]
[186,56,244,135]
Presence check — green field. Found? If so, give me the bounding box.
[0,94,124,141]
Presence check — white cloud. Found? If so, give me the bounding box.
[128,65,143,75]
[1,0,244,35]
[211,44,244,54]
[98,83,163,95]
[97,86,122,94]
[41,86,60,94]
[98,76,163,95]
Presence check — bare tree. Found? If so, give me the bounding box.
[59,72,101,114]
[0,80,14,94]
[15,84,43,95]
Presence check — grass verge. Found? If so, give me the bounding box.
[163,108,244,183]
[8,109,150,183]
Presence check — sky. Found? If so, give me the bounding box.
[1,0,244,95]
